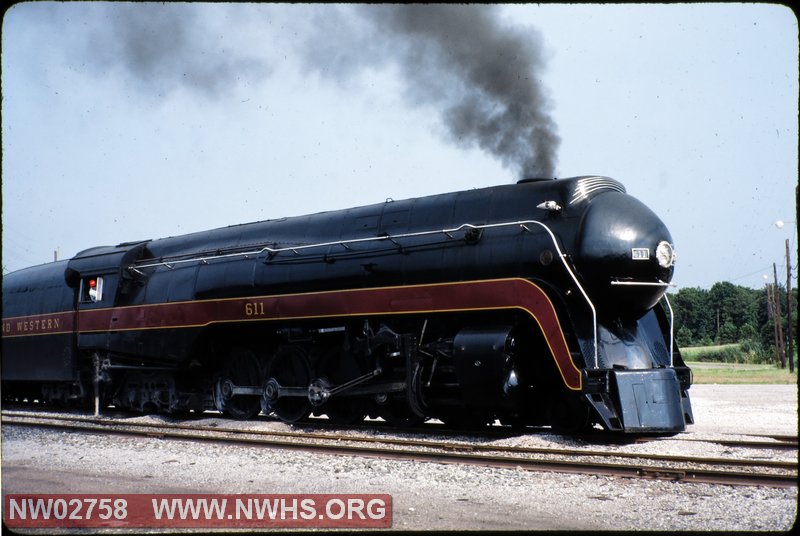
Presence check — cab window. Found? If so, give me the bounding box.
[81,276,104,303]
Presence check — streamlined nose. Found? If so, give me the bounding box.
[573,191,674,316]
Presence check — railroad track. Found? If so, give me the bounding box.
[2,410,796,488]
[4,404,796,451]
[245,413,800,452]
[296,418,800,452]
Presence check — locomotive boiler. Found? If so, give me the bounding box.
[1,176,694,433]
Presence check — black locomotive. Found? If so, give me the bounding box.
[2,176,693,433]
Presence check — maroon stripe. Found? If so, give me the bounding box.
[1,311,75,338]
[77,279,582,390]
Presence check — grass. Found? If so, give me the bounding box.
[679,342,797,383]
[680,344,740,360]
[685,360,798,384]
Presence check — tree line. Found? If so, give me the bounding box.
[670,281,797,365]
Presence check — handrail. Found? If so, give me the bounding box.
[127,219,600,369]
[610,280,676,287]
[517,223,598,369]
[662,293,675,368]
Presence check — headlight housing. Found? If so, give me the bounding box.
[656,241,675,269]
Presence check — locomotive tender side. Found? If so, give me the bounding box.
[1,176,693,433]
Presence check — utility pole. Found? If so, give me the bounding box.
[773,263,787,369]
[787,239,794,373]
[767,282,780,364]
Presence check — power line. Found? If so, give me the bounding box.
[728,266,775,283]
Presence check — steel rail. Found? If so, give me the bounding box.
[3,409,796,456]
[298,421,800,452]
[702,438,799,451]
[630,432,799,451]
[3,407,796,451]
[269,417,800,452]
[2,411,795,470]
[3,413,795,488]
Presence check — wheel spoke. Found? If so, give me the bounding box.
[214,347,262,420]
[265,345,312,423]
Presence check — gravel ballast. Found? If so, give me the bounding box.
[1,384,797,531]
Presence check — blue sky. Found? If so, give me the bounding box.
[2,3,797,290]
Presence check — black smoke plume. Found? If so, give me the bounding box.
[77,4,270,98]
[54,4,560,178]
[302,5,560,179]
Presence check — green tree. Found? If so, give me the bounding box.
[676,325,694,347]
[671,282,778,362]
[671,287,712,344]
[739,322,758,341]
[707,281,758,339]
[718,320,737,344]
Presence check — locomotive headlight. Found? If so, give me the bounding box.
[656,241,675,268]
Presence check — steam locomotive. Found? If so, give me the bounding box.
[2,176,693,433]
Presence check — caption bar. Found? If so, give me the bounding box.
[4,494,392,529]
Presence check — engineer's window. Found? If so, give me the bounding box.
[81,276,104,303]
